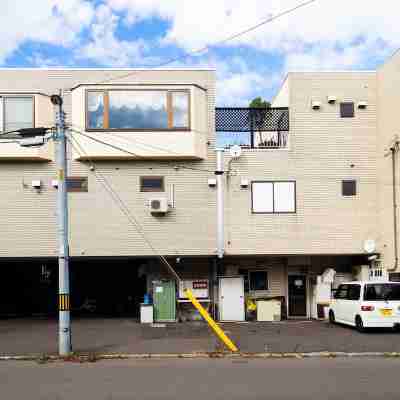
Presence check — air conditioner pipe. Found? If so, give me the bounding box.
[215,148,225,259]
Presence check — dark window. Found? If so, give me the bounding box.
[342,180,356,196]
[347,284,361,300]
[66,177,88,192]
[249,270,269,291]
[140,176,164,192]
[334,284,348,299]
[340,102,354,118]
[364,284,400,301]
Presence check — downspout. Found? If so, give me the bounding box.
[216,148,225,259]
[214,149,225,320]
[390,145,399,271]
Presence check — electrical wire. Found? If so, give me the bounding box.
[66,131,181,282]
[69,127,215,173]
[70,0,320,87]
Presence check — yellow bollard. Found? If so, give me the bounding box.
[184,288,239,352]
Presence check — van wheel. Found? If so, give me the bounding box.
[329,310,335,324]
[355,315,365,333]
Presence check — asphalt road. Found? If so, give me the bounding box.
[1,358,399,400]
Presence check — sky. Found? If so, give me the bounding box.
[1,0,400,107]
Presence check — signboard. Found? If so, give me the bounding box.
[179,279,209,299]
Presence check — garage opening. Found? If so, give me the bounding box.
[0,259,147,318]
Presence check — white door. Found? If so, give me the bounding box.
[219,277,245,321]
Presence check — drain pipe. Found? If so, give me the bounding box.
[216,148,225,259]
[390,144,399,272]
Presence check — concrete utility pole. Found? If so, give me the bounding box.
[51,93,72,355]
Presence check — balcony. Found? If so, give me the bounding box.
[215,107,289,149]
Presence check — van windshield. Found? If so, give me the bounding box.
[364,284,400,301]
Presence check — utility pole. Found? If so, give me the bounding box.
[51,93,72,355]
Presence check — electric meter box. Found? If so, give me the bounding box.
[179,279,209,299]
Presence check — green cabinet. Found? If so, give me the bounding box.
[153,280,176,322]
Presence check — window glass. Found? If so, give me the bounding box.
[87,91,104,129]
[334,285,348,299]
[364,284,400,301]
[252,181,296,213]
[4,97,33,132]
[172,92,189,128]
[340,102,354,118]
[66,177,88,192]
[274,182,296,212]
[342,180,356,196]
[109,91,168,129]
[140,176,164,192]
[252,182,273,212]
[347,285,361,300]
[249,271,268,291]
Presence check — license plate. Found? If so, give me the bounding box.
[380,308,393,317]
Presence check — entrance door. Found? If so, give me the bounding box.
[153,281,176,322]
[288,275,307,317]
[219,277,245,321]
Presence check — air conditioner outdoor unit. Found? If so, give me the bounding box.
[149,197,169,214]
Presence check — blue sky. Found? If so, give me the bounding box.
[0,0,399,107]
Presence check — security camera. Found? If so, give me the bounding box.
[89,165,95,171]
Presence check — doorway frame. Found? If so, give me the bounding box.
[286,272,310,319]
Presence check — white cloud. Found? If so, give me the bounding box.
[77,4,149,66]
[105,0,400,71]
[0,0,94,64]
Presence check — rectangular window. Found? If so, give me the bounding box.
[0,96,34,133]
[340,102,354,118]
[249,270,269,291]
[86,90,190,130]
[347,284,361,300]
[140,176,165,192]
[364,284,400,301]
[252,181,296,213]
[342,180,356,196]
[66,177,88,192]
[334,284,348,299]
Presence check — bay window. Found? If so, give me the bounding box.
[0,96,34,134]
[86,90,190,130]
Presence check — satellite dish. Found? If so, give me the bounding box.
[229,145,242,159]
[363,239,376,254]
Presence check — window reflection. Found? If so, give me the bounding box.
[172,92,189,128]
[87,91,104,129]
[109,91,168,129]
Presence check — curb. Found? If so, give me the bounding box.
[1,351,400,362]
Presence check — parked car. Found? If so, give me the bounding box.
[329,281,400,332]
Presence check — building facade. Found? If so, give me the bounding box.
[1,52,400,321]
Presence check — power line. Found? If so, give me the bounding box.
[75,0,320,87]
[66,132,181,282]
[69,127,215,173]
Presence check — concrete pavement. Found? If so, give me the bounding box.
[1,318,400,356]
[1,358,400,399]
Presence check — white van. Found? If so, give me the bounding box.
[329,281,400,332]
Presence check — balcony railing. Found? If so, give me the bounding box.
[215,107,289,149]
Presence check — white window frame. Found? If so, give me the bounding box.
[0,95,35,134]
[251,181,296,214]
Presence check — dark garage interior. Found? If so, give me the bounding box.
[0,259,147,318]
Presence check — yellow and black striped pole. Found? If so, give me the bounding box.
[59,294,70,312]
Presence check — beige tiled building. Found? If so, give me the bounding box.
[1,52,400,320]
